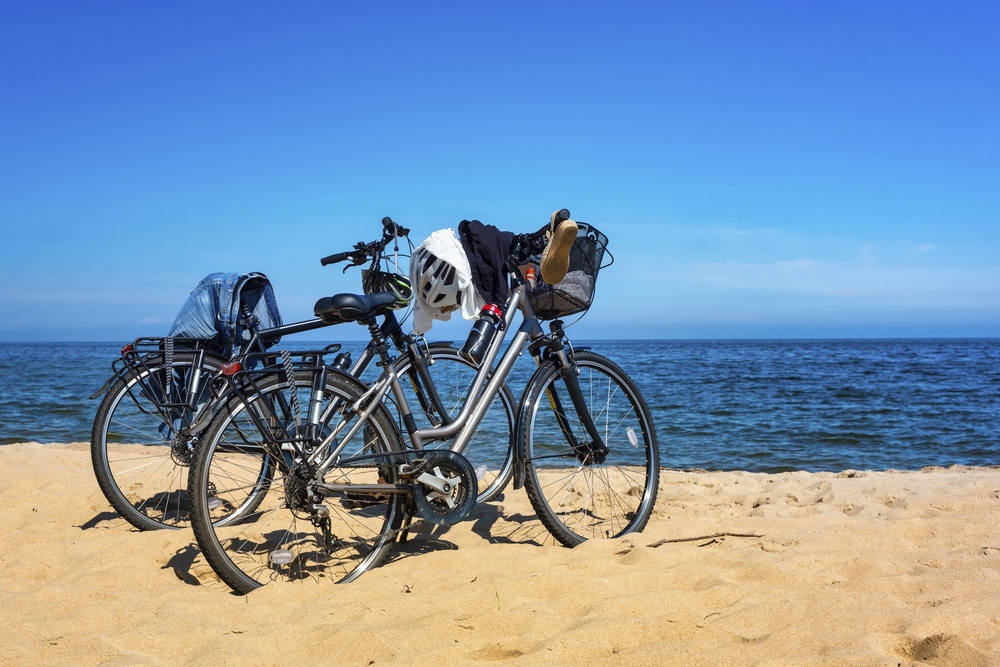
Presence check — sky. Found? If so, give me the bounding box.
[1,1,998,341]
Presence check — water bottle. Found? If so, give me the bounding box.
[460,304,503,365]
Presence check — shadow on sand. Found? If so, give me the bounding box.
[161,544,204,586]
[153,499,554,588]
[76,511,125,530]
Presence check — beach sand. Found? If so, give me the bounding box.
[1,442,998,666]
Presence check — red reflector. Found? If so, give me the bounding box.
[221,362,242,376]
[120,344,133,355]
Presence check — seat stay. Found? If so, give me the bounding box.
[310,366,397,477]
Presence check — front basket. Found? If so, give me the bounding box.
[528,222,609,321]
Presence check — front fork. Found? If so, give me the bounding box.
[514,321,609,489]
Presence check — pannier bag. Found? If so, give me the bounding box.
[528,222,609,321]
[167,272,282,356]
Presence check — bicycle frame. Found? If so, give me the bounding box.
[192,306,457,441]
[308,276,609,494]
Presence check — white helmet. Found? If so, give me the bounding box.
[411,247,462,313]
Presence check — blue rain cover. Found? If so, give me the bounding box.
[167,272,282,356]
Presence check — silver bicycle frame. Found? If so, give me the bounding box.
[309,281,546,476]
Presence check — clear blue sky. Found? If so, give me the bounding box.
[2,1,997,341]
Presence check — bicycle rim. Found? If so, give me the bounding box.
[189,371,406,593]
[522,351,659,546]
[91,353,223,530]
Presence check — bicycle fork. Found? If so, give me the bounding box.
[512,321,609,489]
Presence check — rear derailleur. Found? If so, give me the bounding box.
[284,464,337,554]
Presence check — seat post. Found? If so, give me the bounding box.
[364,317,393,368]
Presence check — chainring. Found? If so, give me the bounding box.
[411,450,478,525]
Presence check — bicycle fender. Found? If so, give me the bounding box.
[89,375,119,400]
[88,363,145,400]
[512,409,526,490]
[187,366,388,437]
[187,384,233,434]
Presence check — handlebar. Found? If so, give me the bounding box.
[319,217,410,268]
[382,216,409,238]
[320,251,352,267]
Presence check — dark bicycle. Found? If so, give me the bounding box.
[89,219,515,531]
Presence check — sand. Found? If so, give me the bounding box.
[1,442,998,666]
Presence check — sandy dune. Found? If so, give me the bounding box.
[1,442,998,666]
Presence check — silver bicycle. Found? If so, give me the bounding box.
[187,214,660,592]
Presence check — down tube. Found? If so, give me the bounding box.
[450,318,540,456]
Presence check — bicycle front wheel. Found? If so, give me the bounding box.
[90,351,225,530]
[188,370,407,593]
[520,351,659,546]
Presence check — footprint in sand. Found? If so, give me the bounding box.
[896,633,989,667]
[839,502,863,516]
[758,537,800,553]
[878,494,908,509]
[469,642,530,661]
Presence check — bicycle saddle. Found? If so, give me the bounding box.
[314,292,398,324]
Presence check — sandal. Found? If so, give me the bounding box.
[540,209,578,284]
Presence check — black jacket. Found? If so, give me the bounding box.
[458,219,514,307]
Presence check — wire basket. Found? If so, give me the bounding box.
[528,222,610,321]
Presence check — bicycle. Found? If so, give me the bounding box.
[187,210,659,592]
[89,218,515,531]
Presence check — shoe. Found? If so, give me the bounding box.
[540,210,578,284]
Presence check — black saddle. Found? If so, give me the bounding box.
[314,292,398,324]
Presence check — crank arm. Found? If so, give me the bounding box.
[415,471,454,495]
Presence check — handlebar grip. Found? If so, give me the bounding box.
[320,251,351,266]
[381,216,410,238]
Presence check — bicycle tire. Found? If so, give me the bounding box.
[90,351,226,531]
[393,345,516,503]
[520,351,659,546]
[188,369,407,593]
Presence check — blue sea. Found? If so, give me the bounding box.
[1,339,997,473]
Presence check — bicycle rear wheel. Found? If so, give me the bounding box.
[90,351,225,530]
[393,344,515,503]
[520,351,659,546]
[188,370,407,593]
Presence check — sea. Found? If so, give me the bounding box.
[1,339,997,473]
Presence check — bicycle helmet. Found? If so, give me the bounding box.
[411,247,462,312]
[361,270,412,310]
